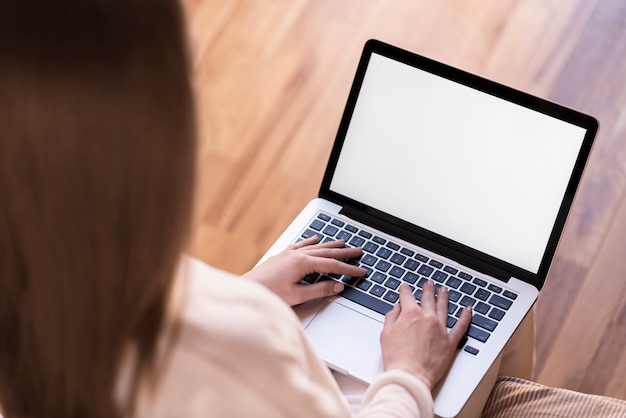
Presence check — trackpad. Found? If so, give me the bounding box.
[305,301,385,382]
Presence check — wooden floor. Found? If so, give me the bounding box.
[182,0,626,400]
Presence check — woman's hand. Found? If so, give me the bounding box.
[380,281,472,390]
[242,235,366,306]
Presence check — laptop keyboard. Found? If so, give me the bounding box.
[298,211,519,355]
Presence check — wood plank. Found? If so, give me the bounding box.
[184,0,626,399]
[536,192,626,396]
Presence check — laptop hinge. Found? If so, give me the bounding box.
[339,205,512,283]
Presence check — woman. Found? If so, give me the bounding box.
[0,0,473,417]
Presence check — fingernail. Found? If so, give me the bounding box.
[333,283,344,293]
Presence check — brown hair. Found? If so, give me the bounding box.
[0,0,195,416]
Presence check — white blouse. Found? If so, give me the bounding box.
[130,257,433,417]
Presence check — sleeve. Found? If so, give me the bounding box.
[150,257,434,418]
[270,291,434,418]
[359,370,433,418]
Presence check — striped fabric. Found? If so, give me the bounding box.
[482,376,626,418]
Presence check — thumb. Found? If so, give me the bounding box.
[384,301,401,325]
[302,280,344,302]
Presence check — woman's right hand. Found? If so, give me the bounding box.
[380,281,472,390]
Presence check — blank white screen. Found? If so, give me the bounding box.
[330,54,587,273]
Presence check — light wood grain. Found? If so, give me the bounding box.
[183,0,626,399]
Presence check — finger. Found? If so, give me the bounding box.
[448,306,472,345]
[304,245,363,260]
[420,280,436,313]
[298,280,345,303]
[290,235,319,250]
[397,284,418,312]
[383,301,401,326]
[313,258,366,277]
[309,239,348,249]
[436,286,449,325]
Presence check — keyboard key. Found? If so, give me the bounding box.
[386,242,400,251]
[467,325,490,342]
[447,316,457,328]
[400,248,415,257]
[384,278,401,290]
[356,280,373,291]
[372,236,386,244]
[473,278,487,287]
[414,253,429,262]
[363,241,379,253]
[503,290,518,300]
[448,302,458,315]
[460,295,476,307]
[369,284,386,297]
[460,282,477,295]
[375,260,391,272]
[403,259,420,271]
[389,266,405,278]
[302,229,323,241]
[471,314,498,332]
[336,230,352,241]
[490,294,513,310]
[310,219,325,231]
[432,270,448,282]
[429,260,444,269]
[370,272,386,284]
[302,273,319,284]
[459,272,473,280]
[414,288,423,301]
[475,289,491,301]
[342,275,360,285]
[345,224,358,233]
[317,213,331,221]
[322,225,338,236]
[342,286,393,315]
[390,253,406,265]
[383,290,399,303]
[464,346,479,355]
[417,277,428,288]
[385,277,400,290]
[376,247,392,259]
[358,230,372,239]
[331,218,345,227]
[475,302,490,315]
[448,289,461,302]
[444,265,458,275]
[488,284,503,293]
[445,276,462,289]
[403,272,418,284]
[361,254,377,266]
[418,265,434,277]
[488,307,505,321]
[349,236,365,247]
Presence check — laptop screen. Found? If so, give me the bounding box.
[329,52,589,275]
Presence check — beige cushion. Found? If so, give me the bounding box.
[482,376,626,418]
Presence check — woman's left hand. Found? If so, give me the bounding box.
[241,235,366,306]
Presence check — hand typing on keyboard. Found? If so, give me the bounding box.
[242,235,366,306]
[381,282,472,390]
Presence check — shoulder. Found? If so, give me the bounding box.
[179,256,302,345]
[134,257,349,417]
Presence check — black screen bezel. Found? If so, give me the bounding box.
[319,39,598,290]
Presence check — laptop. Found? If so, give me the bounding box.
[256,39,598,417]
